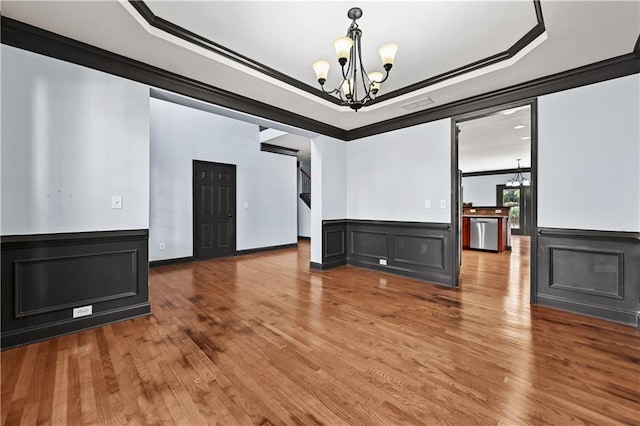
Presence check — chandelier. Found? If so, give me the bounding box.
[312,7,398,111]
[506,159,530,187]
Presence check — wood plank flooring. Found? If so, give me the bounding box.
[2,237,639,425]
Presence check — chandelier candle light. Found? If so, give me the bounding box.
[506,159,530,187]
[312,7,398,111]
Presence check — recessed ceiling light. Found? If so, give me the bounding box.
[502,109,516,115]
[521,136,531,140]
[514,124,526,129]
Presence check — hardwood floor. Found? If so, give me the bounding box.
[2,237,639,425]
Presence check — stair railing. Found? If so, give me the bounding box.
[300,167,311,194]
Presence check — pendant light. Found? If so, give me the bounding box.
[506,159,530,187]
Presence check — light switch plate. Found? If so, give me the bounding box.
[439,200,446,208]
[379,259,387,266]
[111,195,123,209]
[244,202,249,209]
[424,200,431,209]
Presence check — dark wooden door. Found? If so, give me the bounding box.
[193,161,236,260]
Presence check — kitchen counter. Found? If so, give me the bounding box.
[462,207,511,252]
[463,214,509,218]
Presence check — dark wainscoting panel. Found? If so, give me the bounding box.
[537,228,640,326]
[321,220,452,286]
[351,230,388,259]
[1,230,151,349]
[322,220,348,268]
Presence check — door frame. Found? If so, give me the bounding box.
[192,159,237,260]
[450,99,538,303]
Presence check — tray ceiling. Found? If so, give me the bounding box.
[1,1,638,132]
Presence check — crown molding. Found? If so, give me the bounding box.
[1,16,638,142]
[0,16,347,140]
[462,168,532,178]
[260,143,299,157]
[346,52,640,140]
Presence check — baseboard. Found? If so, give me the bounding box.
[150,256,195,267]
[235,243,297,255]
[298,236,310,241]
[310,262,323,271]
[1,303,151,350]
[536,294,638,327]
[321,258,348,270]
[348,259,452,287]
[153,243,299,268]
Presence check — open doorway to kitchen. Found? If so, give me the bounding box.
[450,100,537,303]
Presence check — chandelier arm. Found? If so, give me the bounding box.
[319,84,340,95]
[377,68,391,84]
[340,60,350,81]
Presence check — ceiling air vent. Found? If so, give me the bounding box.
[401,97,434,110]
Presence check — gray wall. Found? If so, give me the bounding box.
[346,119,451,222]
[462,172,531,206]
[310,136,347,263]
[538,74,639,232]
[0,46,151,347]
[298,159,311,237]
[149,98,297,262]
[1,46,150,235]
[310,119,452,268]
[535,74,640,325]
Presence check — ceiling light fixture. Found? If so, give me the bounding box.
[501,109,517,115]
[514,124,526,129]
[521,136,531,140]
[312,7,398,111]
[506,159,530,187]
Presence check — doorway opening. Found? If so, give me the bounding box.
[193,160,237,260]
[496,183,532,236]
[451,100,537,303]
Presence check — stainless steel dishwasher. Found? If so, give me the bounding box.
[470,218,498,251]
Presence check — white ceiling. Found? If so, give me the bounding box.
[2,1,638,132]
[458,106,531,173]
[264,133,312,161]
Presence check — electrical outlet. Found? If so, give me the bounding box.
[424,200,431,209]
[73,305,92,318]
[379,259,387,266]
[159,243,166,251]
[111,195,123,209]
